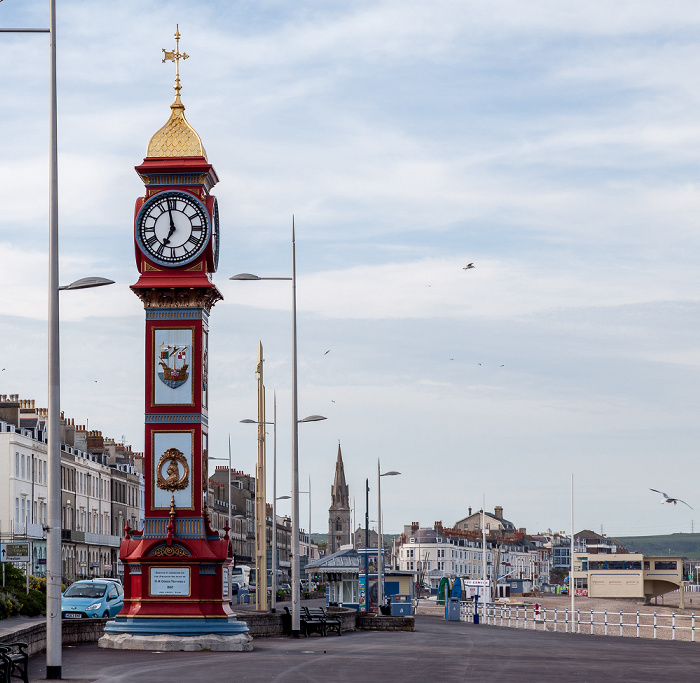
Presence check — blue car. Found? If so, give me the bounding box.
[61,579,124,619]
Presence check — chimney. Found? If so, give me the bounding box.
[0,394,21,428]
[468,506,472,516]
[494,506,503,520]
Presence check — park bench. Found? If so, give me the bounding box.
[302,606,342,636]
[284,606,326,637]
[0,642,29,683]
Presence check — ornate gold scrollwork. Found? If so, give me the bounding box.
[149,544,190,557]
[156,448,190,491]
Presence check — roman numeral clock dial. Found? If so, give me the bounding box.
[136,190,210,266]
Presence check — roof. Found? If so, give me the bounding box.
[305,547,359,574]
[455,511,516,531]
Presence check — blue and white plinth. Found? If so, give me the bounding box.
[99,617,252,651]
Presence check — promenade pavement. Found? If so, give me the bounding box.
[20,611,700,682]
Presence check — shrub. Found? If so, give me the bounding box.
[0,567,47,619]
[19,588,46,617]
[29,575,47,594]
[0,589,22,620]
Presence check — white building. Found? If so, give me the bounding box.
[0,395,143,581]
[397,523,549,593]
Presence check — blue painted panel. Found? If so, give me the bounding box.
[451,577,462,599]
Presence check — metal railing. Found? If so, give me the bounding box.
[459,601,698,642]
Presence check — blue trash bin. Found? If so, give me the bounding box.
[446,597,460,621]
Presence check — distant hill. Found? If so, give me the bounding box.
[310,532,396,547]
[616,533,700,559]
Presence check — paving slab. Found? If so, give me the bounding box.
[25,614,700,682]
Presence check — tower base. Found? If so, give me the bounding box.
[100,617,252,651]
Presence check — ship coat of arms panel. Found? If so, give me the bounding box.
[152,326,195,406]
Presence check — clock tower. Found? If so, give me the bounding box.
[102,27,250,649]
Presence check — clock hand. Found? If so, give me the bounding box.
[163,207,177,245]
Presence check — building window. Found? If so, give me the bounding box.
[21,454,25,479]
[655,561,677,571]
[15,453,19,477]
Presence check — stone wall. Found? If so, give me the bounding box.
[1,609,414,650]
[232,611,287,637]
[0,618,108,656]
[355,614,415,631]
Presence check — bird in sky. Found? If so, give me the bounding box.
[324,350,330,355]
[650,489,693,509]
[463,263,475,270]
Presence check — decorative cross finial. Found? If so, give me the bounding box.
[162,24,189,101]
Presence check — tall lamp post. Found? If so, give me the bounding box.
[241,393,281,611]
[48,276,113,679]
[377,460,400,611]
[0,9,110,679]
[209,434,235,605]
[299,476,312,591]
[230,223,326,637]
[273,494,291,611]
[241,413,324,614]
[364,478,369,612]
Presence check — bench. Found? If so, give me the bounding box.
[0,642,29,683]
[284,606,326,637]
[303,606,342,636]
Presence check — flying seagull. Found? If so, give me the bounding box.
[650,489,693,509]
[324,350,330,355]
[463,263,474,270]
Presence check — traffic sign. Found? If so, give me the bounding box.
[1,542,31,563]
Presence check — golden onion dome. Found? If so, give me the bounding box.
[146,25,207,160]
[146,92,207,160]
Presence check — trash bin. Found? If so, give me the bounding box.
[390,594,412,616]
[446,597,460,621]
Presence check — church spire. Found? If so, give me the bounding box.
[328,443,351,553]
[332,444,348,501]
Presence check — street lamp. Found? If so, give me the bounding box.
[242,408,324,612]
[48,274,115,676]
[0,9,115,678]
[231,224,326,637]
[241,394,277,612]
[299,475,313,592]
[209,435,235,605]
[377,460,400,611]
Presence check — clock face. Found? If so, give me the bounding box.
[136,191,210,266]
[211,198,220,272]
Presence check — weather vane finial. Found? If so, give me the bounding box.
[162,24,189,101]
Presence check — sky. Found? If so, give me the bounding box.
[1,0,700,539]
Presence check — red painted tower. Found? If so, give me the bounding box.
[103,27,249,646]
